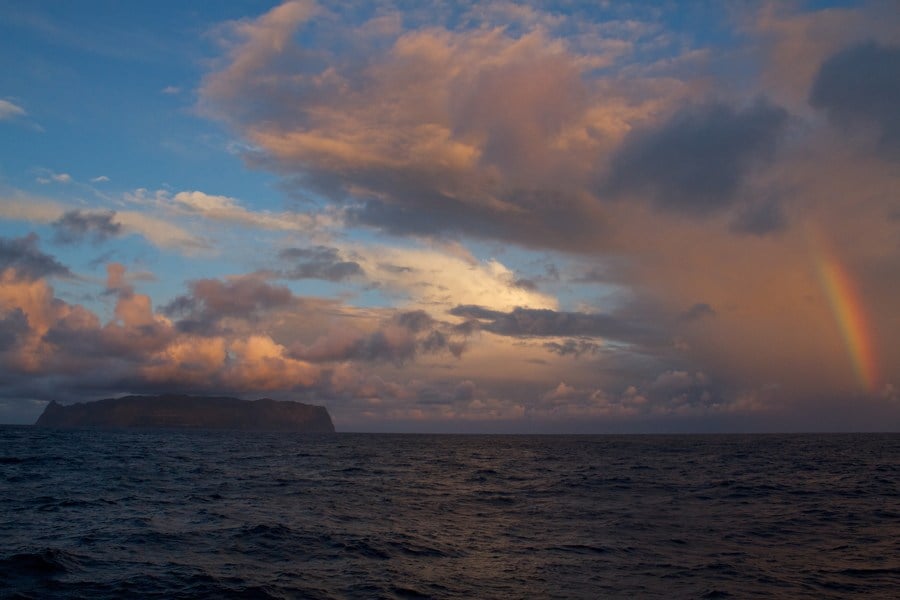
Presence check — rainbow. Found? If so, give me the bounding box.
[807,226,880,393]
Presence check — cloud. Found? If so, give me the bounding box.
[289,309,465,365]
[4,2,900,430]
[52,210,122,244]
[0,261,324,399]
[543,339,602,357]
[171,190,325,232]
[201,0,318,118]
[606,100,789,215]
[278,246,363,281]
[127,189,331,234]
[529,369,725,422]
[116,211,209,253]
[0,195,204,254]
[679,303,716,322]
[809,41,900,158]
[161,86,181,95]
[0,234,71,281]
[36,172,72,185]
[745,3,876,107]
[348,244,558,313]
[729,198,788,236]
[0,309,29,352]
[199,4,673,251]
[0,238,895,429]
[449,305,649,343]
[163,274,295,334]
[90,175,110,183]
[0,99,27,120]
[0,255,476,423]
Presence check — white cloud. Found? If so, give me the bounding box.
[0,99,26,120]
[348,242,559,313]
[114,211,211,254]
[91,175,110,183]
[128,189,334,234]
[161,86,181,95]
[36,172,72,184]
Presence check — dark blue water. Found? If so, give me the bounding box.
[1,428,898,599]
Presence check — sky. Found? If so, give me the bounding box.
[1,0,899,432]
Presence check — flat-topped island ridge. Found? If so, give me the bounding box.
[35,394,335,432]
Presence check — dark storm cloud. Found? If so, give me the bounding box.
[729,199,788,236]
[378,263,414,274]
[571,265,608,284]
[606,100,789,215]
[278,246,363,281]
[52,210,122,244]
[394,310,433,333]
[809,41,900,158]
[679,303,717,322]
[0,309,29,352]
[543,339,602,357]
[0,233,71,280]
[449,305,647,341]
[513,278,538,291]
[344,185,604,252]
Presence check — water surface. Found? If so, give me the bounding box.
[1,428,898,598]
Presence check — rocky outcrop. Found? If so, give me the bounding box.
[35,395,335,432]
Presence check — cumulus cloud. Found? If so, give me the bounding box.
[0,252,481,424]
[0,261,323,400]
[606,100,789,215]
[809,41,900,158]
[52,210,122,244]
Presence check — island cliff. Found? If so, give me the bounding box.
[35,394,335,433]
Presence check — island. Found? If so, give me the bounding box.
[34,394,335,433]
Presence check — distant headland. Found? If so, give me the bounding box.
[35,394,335,433]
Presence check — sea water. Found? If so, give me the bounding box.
[1,428,898,598]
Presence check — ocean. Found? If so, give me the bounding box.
[1,428,898,599]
